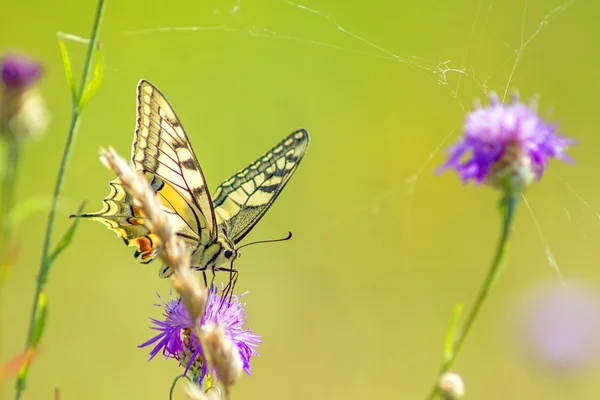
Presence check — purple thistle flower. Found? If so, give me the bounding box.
[438,92,576,193]
[1,54,43,89]
[139,285,261,382]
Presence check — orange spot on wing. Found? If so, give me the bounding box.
[127,217,145,225]
[131,236,158,261]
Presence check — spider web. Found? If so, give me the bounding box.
[52,0,600,397]
[113,0,588,281]
[60,0,592,285]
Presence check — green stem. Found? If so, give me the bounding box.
[14,1,105,398]
[426,194,519,400]
[0,139,21,395]
[0,140,21,240]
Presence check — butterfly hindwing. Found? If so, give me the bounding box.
[213,129,309,244]
[134,80,216,243]
[76,172,200,264]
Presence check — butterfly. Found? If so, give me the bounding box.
[74,79,309,287]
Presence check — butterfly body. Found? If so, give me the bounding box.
[186,232,237,279]
[74,80,309,281]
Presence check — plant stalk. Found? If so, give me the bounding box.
[426,194,518,400]
[14,1,105,398]
[0,139,21,395]
[0,140,21,239]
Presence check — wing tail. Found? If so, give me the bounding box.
[71,177,160,263]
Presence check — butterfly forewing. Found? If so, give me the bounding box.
[213,128,309,244]
[134,80,217,243]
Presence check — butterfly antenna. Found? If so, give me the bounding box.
[236,231,293,251]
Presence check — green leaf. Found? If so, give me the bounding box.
[29,291,48,349]
[39,201,86,285]
[443,303,463,362]
[16,293,46,385]
[57,39,77,103]
[78,42,103,109]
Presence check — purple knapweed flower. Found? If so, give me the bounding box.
[438,92,576,193]
[139,285,261,382]
[1,54,43,89]
[0,53,48,140]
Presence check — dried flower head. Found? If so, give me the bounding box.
[184,382,221,400]
[438,92,575,193]
[139,285,260,383]
[0,53,48,140]
[99,148,208,324]
[203,322,243,387]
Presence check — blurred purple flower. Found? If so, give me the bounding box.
[139,285,261,382]
[1,54,43,89]
[515,281,600,371]
[0,52,48,140]
[438,92,576,193]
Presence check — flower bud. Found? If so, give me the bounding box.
[438,371,465,399]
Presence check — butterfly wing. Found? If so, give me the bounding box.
[74,80,216,277]
[75,172,200,265]
[212,129,309,244]
[134,80,217,243]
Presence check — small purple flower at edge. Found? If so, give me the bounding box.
[438,92,576,193]
[0,52,48,140]
[1,53,43,89]
[139,285,261,382]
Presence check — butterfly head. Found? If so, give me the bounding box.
[223,248,241,261]
[204,236,240,273]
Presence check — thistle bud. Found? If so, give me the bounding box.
[438,371,465,399]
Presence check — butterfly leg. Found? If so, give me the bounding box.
[209,267,218,289]
[227,269,239,304]
[216,267,239,307]
[202,270,208,287]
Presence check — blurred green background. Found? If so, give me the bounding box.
[2,0,600,398]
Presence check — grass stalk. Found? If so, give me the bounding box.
[14,1,105,398]
[426,194,518,399]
